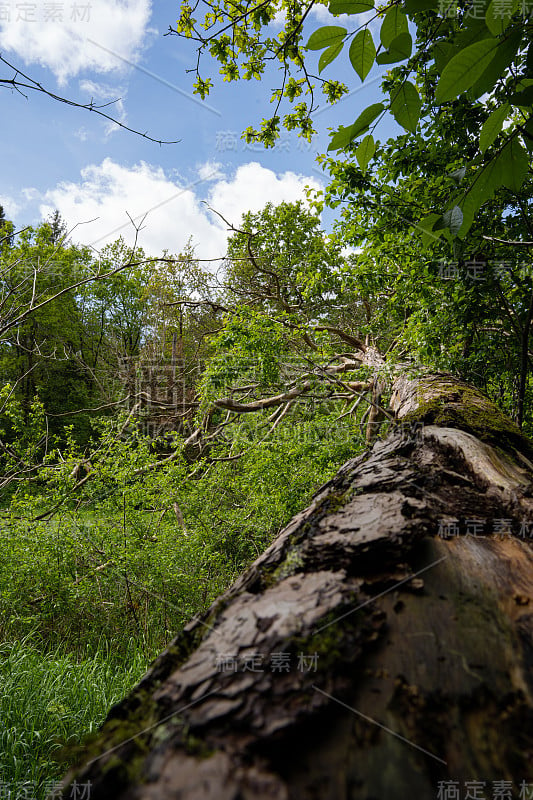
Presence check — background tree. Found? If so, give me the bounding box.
[0,219,96,438]
[323,96,533,430]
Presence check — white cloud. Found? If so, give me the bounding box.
[0,195,21,218]
[269,8,287,27]
[309,5,377,32]
[208,162,322,228]
[21,187,39,201]
[198,162,225,182]
[0,1,152,84]
[79,80,123,101]
[74,127,89,142]
[38,159,322,261]
[341,245,361,257]
[310,3,347,23]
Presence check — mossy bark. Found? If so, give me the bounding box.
[57,374,533,799]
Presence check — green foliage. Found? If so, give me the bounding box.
[0,635,147,800]
[380,6,408,49]
[389,81,421,133]
[435,38,500,104]
[224,201,345,309]
[171,0,532,237]
[198,305,290,405]
[479,103,510,153]
[356,134,376,172]
[0,219,97,441]
[328,103,384,150]
[2,192,532,793]
[1,359,366,652]
[325,120,533,429]
[0,391,364,790]
[306,25,346,51]
[349,29,376,81]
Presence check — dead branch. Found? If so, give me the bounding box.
[0,55,179,145]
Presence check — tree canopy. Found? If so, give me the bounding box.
[172,0,532,238]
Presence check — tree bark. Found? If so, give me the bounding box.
[58,373,533,799]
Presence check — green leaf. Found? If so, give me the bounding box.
[469,28,522,99]
[319,40,344,73]
[306,26,347,51]
[388,32,412,57]
[457,192,478,238]
[485,0,518,35]
[376,32,412,63]
[472,151,505,205]
[356,134,376,172]
[389,81,421,133]
[349,29,376,81]
[417,213,443,249]
[499,137,529,192]
[432,42,453,72]
[458,150,506,234]
[328,125,358,152]
[510,85,533,107]
[327,103,384,151]
[376,51,404,65]
[329,0,374,12]
[376,51,402,65]
[479,104,510,152]
[380,7,408,49]
[463,4,491,28]
[435,38,499,103]
[434,205,463,236]
[454,16,492,49]
[449,166,466,183]
[433,20,492,77]
[350,102,385,138]
[403,0,438,12]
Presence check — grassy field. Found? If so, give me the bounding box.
[0,635,148,800]
[0,420,361,796]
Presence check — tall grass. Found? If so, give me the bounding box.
[0,411,364,796]
[0,634,148,800]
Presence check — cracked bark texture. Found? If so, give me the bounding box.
[58,373,533,799]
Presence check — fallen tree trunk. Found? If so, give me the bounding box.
[59,373,533,799]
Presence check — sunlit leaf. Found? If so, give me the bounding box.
[390,81,421,133]
[499,137,529,191]
[349,29,376,80]
[436,38,499,103]
[380,6,408,48]
[356,134,376,172]
[319,40,344,73]
[329,0,374,12]
[469,28,522,98]
[327,103,384,150]
[306,26,347,50]
[376,32,412,63]
[350,102,385,138]
[479,104,510,152]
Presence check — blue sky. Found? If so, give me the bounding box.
[0,0,399,261]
